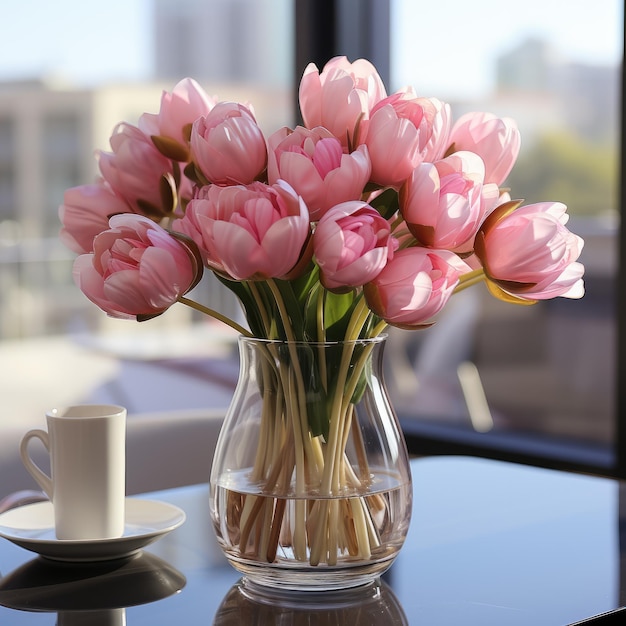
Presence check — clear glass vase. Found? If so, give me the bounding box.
[209,336,412,592]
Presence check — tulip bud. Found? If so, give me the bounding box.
[364,247,469,328]
[314,201,396,291]
[267,126,371,220]
[474,200,585,300]
[73,214,201,320]
[190,102,267,186]
[447,112,521,186]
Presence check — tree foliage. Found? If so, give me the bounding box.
[506,132,617,216]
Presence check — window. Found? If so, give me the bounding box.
[295,0,624,476]
[389,0,623,475]
[0,0,295,414]
[0,0,621,477]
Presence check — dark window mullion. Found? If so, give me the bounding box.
[615,56,626,478]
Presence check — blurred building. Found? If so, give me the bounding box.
[0,80,172,337]
[0,80,171,240]
[152,0,293,88]
[451,37,620,145]
[496,37,619,143]
[0,77,292,338]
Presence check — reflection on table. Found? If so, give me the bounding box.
[214,578,407,625]
[0,551,185,625]
[1,456,626,625]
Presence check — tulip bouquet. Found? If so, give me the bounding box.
[60,57,584,570]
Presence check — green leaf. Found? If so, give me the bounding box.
[215,275,266,336]
[183,161,207,186]
[348,343,372,404]
[303,283,323,341]
[151,134,189,162]
[159,174,176,213]
[324,291,358,341]
[291,265,319,303]
[301,346,330,439]
[273,279,305,339]
[275,342,330,439]
[136,199,166,219]
[485,278,538,306]
[369,187,400,220]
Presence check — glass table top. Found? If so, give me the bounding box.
[1,455,625,625]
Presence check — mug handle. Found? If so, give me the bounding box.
[19,430,53,498]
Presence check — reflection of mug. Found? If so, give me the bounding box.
[20,405,126,540]
[0,551,186,626]
[0,551,186,610]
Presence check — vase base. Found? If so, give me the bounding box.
[240,576,384,603]
[225,553,397,592]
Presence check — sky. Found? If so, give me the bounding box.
[0,0,153,85]
[0,0,622,98]
[391,0,623,97]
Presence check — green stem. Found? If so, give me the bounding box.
[316,287,328,390]
[454,268,486,294]
[266,279,319,489]
[371,319,388,337]
[267,279,296,343]
[344,296,371,341]
[320,343,355,495]
[248,282,272,337]
[316,285,326,343]
[177,296,252,336]
[287,367,307,560]
[309,342,355,566]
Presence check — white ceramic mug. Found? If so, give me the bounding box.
[20,404,127,540]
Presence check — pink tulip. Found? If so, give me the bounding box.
[59,181,133,254]
[399,151,499,252]
[299,56,387,150]
[361,88,439,188]
[448,112,521,186]
[364,247,470,328]
[98,123,178,217]
[267,126,371,221]
[175,181,310,280]
[421,98,452,162]
[314,201,396,291]
[73,214,200,320]
[139,78,216,160]
[190,102,267,186]
[474,201,585,300]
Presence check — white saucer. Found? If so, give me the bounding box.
[0,498,185,562]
